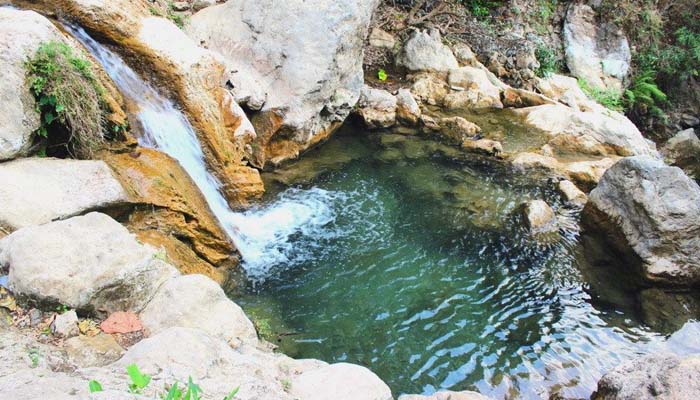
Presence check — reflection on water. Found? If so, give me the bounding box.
[235,130,697,399]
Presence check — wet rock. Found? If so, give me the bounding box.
[661,128,700,179]
[369,28,396,50]
[357,86,397,129]
[564,3,631,91]
[411,72,450,106]
[51,311,79,338]
[0,158,129,231]
[593,353,700,400]
[638,288,700,333]
[396,29,458,72]
[512,152,561,172]
[462,138,503,157]
[518,200,559,235]
[502,87,557,108]
[291,363,393,400]
[444,67,503,109]
[400,391,494,400]
[64,334,124,367]
[438,117,481,143]
[187,0,378,167]
[582,156,700,287]
[558,179,588,206]
[140,274,257,347]
[2,213,178,315]
[561,157,618,191]
[396,88,422,126]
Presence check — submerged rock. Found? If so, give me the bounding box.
[518,200,559,235]
[661,128,700,180]
[2,213,177,315]
[187,0,379,167]
[438,116,481,143]
[0,158,129,231]
[396,29,458,72]
[593,353,700,400]
[638,288,700,333]
[582,156,700,287]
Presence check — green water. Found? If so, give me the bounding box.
[233,130,695,399]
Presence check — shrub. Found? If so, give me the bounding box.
[460,0,500,18]
[624,70,667,117]
[26,41,109,158]
[535,44,558,77]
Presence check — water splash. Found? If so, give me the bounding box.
[67,25,335,278]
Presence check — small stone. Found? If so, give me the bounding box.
[558,180,587,206]
[192,0,216,12]
[170,2,191,12]
[461,139,503,157]
[439,116,481,142]
[65,334,124,367]
[396,28,458,72]
[519,200,559,235]
[28,309,43,327]
[51,310,79,338]
[681,113,700,128]
[395,89,421,126]
[452,44,477,66]
[369,28,396,50]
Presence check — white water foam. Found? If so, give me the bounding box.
[68,26,336,279]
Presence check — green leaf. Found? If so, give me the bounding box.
[184,377,201,400]
[164,383,183,400]
[88,380,103,393]
[126,364,151,393]
[377,69,388,82]
[223,387,240,400]
[44,112,56,125]
[55,103,65,113]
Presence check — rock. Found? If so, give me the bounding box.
[535,73,592,110]
[396,89,421,126]
[170,1,190,11]
[462,139,503,157]
[357,86,397,129]
[517,105,656,157]
[563,3,631,90]
[681,113,700,128]
[593,353,700,400]
[2,213,178,315]
[512,152,561,172]
[518,200,559,235]
[0,158,129,231]
[192,0,216,11]
[420,115,441,132]
[51,310,79,338]
[64,334,124,367]
[558,179,588,206]
[0,9,73,160]
[501,87,557,108]
[411,72,450,106]
[291,363,393,400]
[100,311,143,334]
[452,44,477,66]
[399,391,494,400]
[438,117,481,143]
[582,156,700,287]
[638,288,700,333]
[369,28,396,50]
[397,28,458,72]
[444,67,503,109]
[140,274,257,347]
[187,0,379,167]
[661,128,700,179]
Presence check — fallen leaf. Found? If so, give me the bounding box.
[78,319,101,337]
[0,287,17,312]
[100,311,143,334]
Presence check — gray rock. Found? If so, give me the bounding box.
[452,44,477,66]
[563,3,631,90]
[661,128,700,179]
[51,310,79,338]
[444,67,503,110]
[593,353,700,400]
[582,156,700,287]
[558,179,588,206]
[187,0,379,167]
[0,9,69,161]
[2,213,178,315]
[396,29,458,72]
[140,274,258,347]
[291,362,393,400]
[0,158,129,231]
[64,334,124,368]
[396,88,421,126]
[192,0,216,12]
[356,86,397,129]
[399,391,494,400]
[369,28,396,50]
[519,200,559,235]
[438,116,481,143]
[170,1,190,12]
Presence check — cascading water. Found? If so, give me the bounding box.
[67,26,335,277]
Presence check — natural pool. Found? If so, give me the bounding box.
[230,128,699,399]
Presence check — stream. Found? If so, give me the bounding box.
[70,27,700,400]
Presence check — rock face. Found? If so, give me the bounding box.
[1,213,177,314]
[593,353,700,400]
[140,274,257,347]
[187,0,379,167]
[357,86,397,129]
[0,158,129,231]
[563,3,631,90]
[582,156,700,287]
[396,29,459,72]
[661,128,700,179]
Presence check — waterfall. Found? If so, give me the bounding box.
[67,26,336,280]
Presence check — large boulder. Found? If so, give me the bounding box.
[1,213,178,315]
[582,156,700,287]
[140,274,258,347]
[291,362,393,400]
[187,0,379,167]
[661,128,700,180]
[396,28,459,72]
[593,353,700,400]
[563,3,631,91]
[0,158,129,231]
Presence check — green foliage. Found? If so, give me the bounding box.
[460,0,499,19]
[377,69,388,81]
[657,27,700,79]
[27,348,41,368]
[577,78,624,112]
[127,363,151,393]
[88,380,103,393]
[624,70,667,117]
[534,44,558,77]
[26,41,110,158]
[167,2,189,29]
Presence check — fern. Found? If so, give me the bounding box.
[624,70,667,117]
